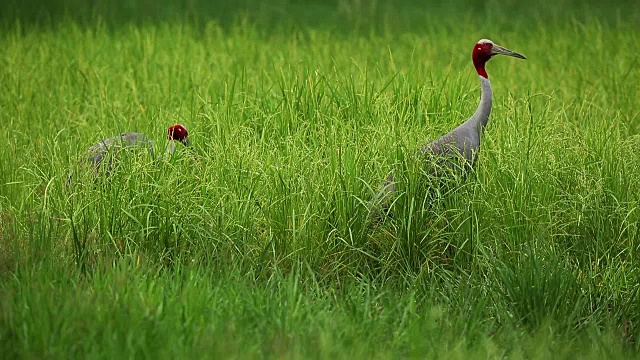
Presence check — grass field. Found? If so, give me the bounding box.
[1,0,640,358]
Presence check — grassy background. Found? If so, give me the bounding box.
[1,0,640,358]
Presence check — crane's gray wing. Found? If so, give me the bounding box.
[119,132,154,150]
[68,132,155,186]
[83,132,154,173]
[370,132,474,221]
[418,126,480,177]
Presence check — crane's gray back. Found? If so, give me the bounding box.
[85,132,154,168]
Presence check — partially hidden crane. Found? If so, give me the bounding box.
[373,39,526,219]
[70,124,190,182]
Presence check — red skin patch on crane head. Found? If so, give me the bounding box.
[167,124,189,145]
[472,41,494,79]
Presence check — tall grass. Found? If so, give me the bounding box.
[1,0,639,357]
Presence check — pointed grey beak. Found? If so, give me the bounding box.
[182,137,190,147]
[492,44,526,60]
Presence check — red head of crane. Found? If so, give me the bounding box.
[472,39,525,79]
[167,124,190,147]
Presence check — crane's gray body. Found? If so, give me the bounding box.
[374,76,492,214]
[72,132,180,181]
[84,132,155,169]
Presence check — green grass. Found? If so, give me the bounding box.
[1,0,640,358]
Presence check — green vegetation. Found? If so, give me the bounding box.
[1,1,639,358]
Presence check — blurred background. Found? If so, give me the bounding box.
[2,0,638,32]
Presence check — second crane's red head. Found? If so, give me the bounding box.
[167,124,190,146]
[472,39,526,79]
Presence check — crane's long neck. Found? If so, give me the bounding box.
[155,141,177,162]
[165,141,177,155]
[468,75,492,133]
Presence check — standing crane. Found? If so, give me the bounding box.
[70,124,190,181]
[373,39,526,219]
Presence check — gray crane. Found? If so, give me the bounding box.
[372,39,525,219]
[70,124,190,181]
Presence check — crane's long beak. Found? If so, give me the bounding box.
[492,44,526,60]
[182,137,190,147]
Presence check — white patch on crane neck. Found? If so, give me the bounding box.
[479,75,491,87]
